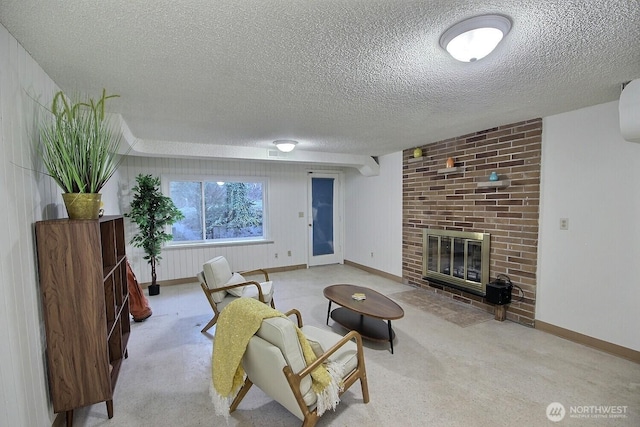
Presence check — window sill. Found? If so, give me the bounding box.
[165,239,274,250]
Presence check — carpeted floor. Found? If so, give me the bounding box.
[62,264,640,427]
[390,288,493,327]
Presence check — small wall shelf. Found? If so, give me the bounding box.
[477,180,510,188]
[437,166,464,174]
[408,156,425,163]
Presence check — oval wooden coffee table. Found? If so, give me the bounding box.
[323,284,404,354]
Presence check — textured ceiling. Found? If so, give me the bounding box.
[1,0,639,164]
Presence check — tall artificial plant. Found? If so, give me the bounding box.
[125,174,184,295]
[37,89,124,194]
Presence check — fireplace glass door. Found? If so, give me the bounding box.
[467,241,482,282]
[423,229,490,295]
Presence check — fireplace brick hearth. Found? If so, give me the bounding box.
[402,119,542,326]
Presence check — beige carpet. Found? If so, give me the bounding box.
[62,264,640,427]
[390,288,494,327]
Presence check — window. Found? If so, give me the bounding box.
[166,177,267,244]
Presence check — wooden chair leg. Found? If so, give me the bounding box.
[229,378,253,413]
[302,414,319,427]
[200,282,221,333]
[360,373,370,403]
[201,314,218,333]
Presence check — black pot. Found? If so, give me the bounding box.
[148,284,160,296]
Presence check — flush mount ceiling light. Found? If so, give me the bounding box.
[274,140,298,152]
[439,14,512,62]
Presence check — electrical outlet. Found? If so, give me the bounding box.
[370,252,374,258]
[287,250,291,256]
[560,218,569,230]
[298,212,304,218]
[275,253,278,258]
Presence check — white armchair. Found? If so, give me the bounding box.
[229,308,369,426]
[198,255,275,333]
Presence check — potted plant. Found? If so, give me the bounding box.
[37,89,124,219]
[125,174,184,295]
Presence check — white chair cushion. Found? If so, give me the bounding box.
[196,271,206,287]
[306,337,325,358]
[224,273,248,297]
[202,256,233,303]
[256,317,316,405]
[215,293,237,312]
[301,325,359,375]
[198,270,226,304]
[238,280,274,303]
[243,335,308,420]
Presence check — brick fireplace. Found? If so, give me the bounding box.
[402,119,542,326]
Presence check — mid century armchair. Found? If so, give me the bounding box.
[198,255,275,333]
[229,308,369,426]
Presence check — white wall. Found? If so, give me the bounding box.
[119,152,405,284]
[1,18,637,427]
[344,152,403,277]
[537,101,640,351]
[0,24,60,427]
[118,156,348,283]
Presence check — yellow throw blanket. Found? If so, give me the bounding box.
[211,298,342,417]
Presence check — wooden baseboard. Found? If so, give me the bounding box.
[535,320,640,364]
[140,261,398,289]
[139,264,308,288]
[139,277,197,288]
[343,260,403,283]
[261,264,307,274]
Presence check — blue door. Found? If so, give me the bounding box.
[308,173,343,266]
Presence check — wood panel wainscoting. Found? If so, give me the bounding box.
[137,264,309,288]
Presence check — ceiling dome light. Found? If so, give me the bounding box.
[440,14,512,62]
[274,140,298,152]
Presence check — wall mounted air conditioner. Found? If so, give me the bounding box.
[619,79,640,143]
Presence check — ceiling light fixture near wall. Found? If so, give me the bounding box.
[274,140,298,152]
[440,14,512,62]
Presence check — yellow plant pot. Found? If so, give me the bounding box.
[62,193,102,220]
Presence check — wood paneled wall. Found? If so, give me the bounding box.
[118,156,344,284]
[0,24,60,427]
